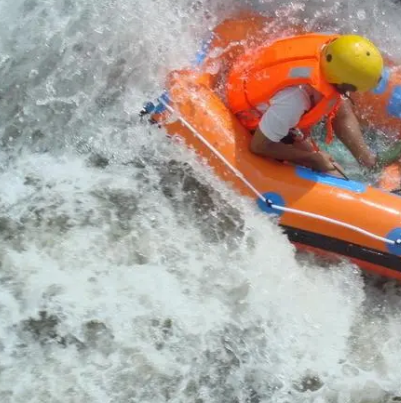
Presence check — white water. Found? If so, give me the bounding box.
[1,1,401,402]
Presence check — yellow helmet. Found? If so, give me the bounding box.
[320,35,384,92]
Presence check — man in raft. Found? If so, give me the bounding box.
[226,33,400,174]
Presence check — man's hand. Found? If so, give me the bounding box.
[306,151,338,173]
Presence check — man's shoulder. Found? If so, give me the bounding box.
[273,84,313,98]
[271,85,313,109]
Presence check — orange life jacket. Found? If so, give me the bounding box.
[226,33,343,143]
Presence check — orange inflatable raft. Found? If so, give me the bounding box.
[143,13,401,279]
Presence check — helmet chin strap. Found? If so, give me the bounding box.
[341,91,355,105]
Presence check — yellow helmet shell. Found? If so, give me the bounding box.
[321,35,384,92]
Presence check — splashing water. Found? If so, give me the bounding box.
[1,1,401,402]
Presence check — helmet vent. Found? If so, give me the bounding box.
[326,54,332,62]
[366,51,370,56]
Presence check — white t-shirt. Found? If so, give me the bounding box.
[257,85,315,142]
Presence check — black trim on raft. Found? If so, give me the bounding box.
[281,225,401,271]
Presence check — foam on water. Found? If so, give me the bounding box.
[1,0,401,402]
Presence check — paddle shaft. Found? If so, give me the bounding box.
[332,161,350,180]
